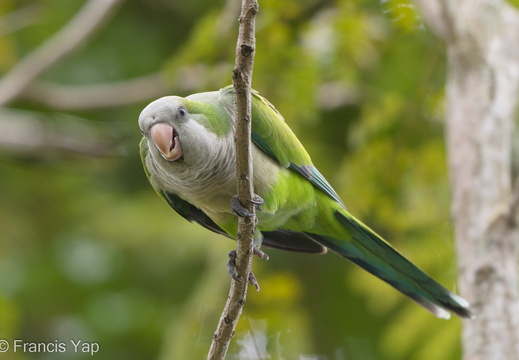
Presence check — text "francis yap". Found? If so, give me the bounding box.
[12,339,99,355]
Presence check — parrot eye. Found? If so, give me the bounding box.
[178,106,187,118]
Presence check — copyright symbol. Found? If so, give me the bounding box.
[0,339,9,352]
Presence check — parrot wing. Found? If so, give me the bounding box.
[220,86,344,207]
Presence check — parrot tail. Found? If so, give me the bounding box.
[307,211,473,319]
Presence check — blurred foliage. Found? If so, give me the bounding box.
[0,0,462,359]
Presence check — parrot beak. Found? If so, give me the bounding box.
[150,123,183,161]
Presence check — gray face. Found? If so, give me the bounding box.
[139,96,188,162]
[139,96,238,210]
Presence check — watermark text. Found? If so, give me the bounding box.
[0,339,99,355]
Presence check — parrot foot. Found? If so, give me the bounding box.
[226,248,269,291]
[231,195,264,218]
[253,247,269,260]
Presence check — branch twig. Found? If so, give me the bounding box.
[207,0,259,359]
[18,63,230,111]
[0,0,123,106]
[0,108,117,157]
[21,74,169,110]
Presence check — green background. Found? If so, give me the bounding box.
[0,0,461,359]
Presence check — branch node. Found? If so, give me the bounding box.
[240,44,255,57]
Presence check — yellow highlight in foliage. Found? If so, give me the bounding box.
[253,272,302,305]
[0,37,16,72]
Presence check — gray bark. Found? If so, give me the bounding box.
[417,1,519,359]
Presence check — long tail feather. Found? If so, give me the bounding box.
[307,210,473,319]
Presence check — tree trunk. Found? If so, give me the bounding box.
[417,1,519,359]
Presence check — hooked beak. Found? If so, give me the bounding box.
[150,123,183,161]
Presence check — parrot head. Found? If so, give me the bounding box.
[138,96,190,162]
[139,93,234,167]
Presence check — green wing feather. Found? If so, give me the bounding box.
[220,86,344,206]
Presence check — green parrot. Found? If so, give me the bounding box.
[138,85,472,319]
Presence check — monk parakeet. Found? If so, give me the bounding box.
[138,85,472,319]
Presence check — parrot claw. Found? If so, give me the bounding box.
[226,248,269,291]
[250,194,265,206]
[231,195,264,218]
[248,272,260,291]
[226,250,240,281]
[253,247,269,260]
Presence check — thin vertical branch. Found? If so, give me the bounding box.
[207,0,259,359]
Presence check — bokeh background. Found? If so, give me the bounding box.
[0,0,462,359]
